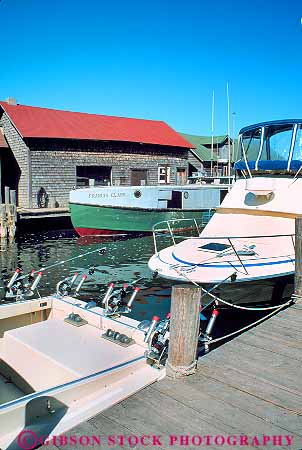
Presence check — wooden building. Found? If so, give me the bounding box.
[181,133,237,177]
[0,129,9,202]
[0,101,193,208]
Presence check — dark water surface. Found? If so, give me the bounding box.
[0,229,294,345]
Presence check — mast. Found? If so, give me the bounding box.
[211,90,215,176]
[227,82,231,183]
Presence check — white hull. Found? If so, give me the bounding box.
[70,184,230,210]
[0,297,164,449]
[149,177,300,290]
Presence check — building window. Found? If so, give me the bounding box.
[76,166,112,187]
[158,166,170,184]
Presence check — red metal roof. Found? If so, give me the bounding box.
[0,102,193,148]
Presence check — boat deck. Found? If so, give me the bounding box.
[45,300,302,449]
[1,318,145,392]
[0,374,24,406]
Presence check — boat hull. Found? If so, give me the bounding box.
[70,203,210,236]
[148,233,296,286]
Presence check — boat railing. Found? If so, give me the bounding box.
[152,219,296,275]
[152,217,209,254]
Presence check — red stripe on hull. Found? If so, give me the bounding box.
[75,227,128,237]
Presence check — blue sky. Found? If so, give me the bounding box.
[0,0,301,136]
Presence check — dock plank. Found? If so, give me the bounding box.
[152,377,301,443]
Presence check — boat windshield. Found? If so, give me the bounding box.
[241,127,262,160]
[260,124,293,161]
[237,121,302,173]
[292,124,302,161]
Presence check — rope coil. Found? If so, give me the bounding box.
[166,360,197,377]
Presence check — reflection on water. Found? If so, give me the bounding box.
[0,229,294,343]
[0,230,173,321]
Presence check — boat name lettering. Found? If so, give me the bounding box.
[88,193,127,199]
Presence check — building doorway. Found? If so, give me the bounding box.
[1,150,21,204]
[76,166,112,187]
[176,168,186,185]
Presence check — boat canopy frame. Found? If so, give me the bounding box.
[236,120,302,174]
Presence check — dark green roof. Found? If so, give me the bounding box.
[180,133,224,162]
[181,132,239,162]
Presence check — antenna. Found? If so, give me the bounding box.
[211,90,215,176]
[226,82,231,183]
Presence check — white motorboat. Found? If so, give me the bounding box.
[149,119,302,288]
[0,271,166,450]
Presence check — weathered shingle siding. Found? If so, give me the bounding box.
[0,112,31,207]
[188,151,204,172]
[29,140,188,207]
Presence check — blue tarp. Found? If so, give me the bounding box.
[234,160,302,171]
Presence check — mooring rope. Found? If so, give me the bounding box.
[209,301,290,344]
[214,295,293,311]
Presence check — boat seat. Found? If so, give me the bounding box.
[0,318,143,392]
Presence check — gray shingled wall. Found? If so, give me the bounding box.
[0,115,189,208]
[29,142,188,207]
[0,112,32,207]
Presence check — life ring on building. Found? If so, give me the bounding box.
[134,190,142,198]
[37,187,49,208]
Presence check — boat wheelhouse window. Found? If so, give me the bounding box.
[292,124,302,161]
[241,127,261,160]
[198,242,231,253]
[260,124,293,161]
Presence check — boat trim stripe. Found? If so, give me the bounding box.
[69,202,210,213]
[171,252,294,268]
[216,207,302,219]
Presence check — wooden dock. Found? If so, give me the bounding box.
[44,300,302,450]
[17,207,70,220]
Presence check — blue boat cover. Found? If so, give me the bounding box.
[234,160,302,171]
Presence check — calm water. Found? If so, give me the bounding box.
[0,230,174,321]
[0,229,294,344]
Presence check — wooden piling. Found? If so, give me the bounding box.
[167,284,201,378]
[0,204,7,239]
[295,217,302,297]
[7,204,16,239]
[4,186,10,205]
[9,190,16,207]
